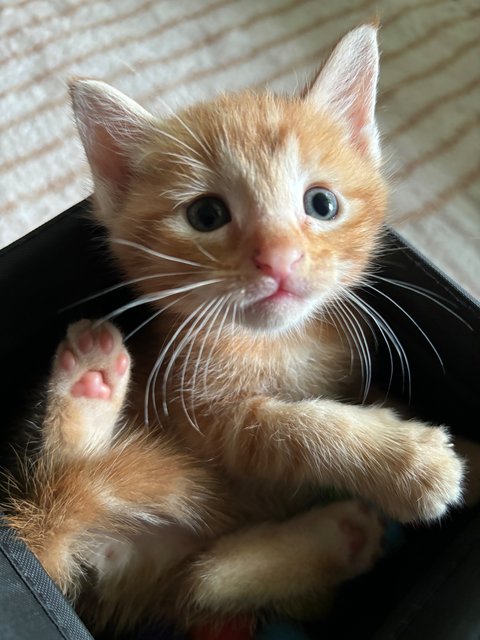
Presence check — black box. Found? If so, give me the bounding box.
[1,200,479,639]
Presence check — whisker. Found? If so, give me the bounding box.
[362,284,445,373]
[344,291,395,399]
[124,293,191,342]
[193,241,221,265]
[326,300,355,376]
[111,238,207,268]
[372,276,473,329]
[200,294,234,398]
[334,298,365,396]
[347,290,411,399]
[145,300,208,425]
[101,279,225,323]
[160,299,220,417]
[181,296,228,432]
[337,298,371,402]
[60,272,202,312]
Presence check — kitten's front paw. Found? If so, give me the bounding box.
[47,320,131,454]
[382,423,464,523]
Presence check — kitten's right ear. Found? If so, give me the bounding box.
[69,79,154,218]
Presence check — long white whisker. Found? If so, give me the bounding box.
[200,294,234,398]
[111,238,207,268]
[231,301,238,330]
[60,272,203,311]
[344,291,395,398]
[334,298,365,395]
[145,300,208,425]
[161,298,220,416]
[193,241,221,265]
[338,298,372,402]
[363,284,445,373]
[372,276,472,329]
[347,290,411,399]
[181,296,227,432]
[124,293,191,342]
[102,279,224,322]
[325,301,355,375]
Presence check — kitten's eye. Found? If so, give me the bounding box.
[303,187,338,221]
[186,196,231,232]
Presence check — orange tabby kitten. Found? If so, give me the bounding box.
[4,25,464,634]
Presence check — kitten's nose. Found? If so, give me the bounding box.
[253,246,303,279]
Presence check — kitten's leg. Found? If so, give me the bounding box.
[3,321,219,597]
[177,500,383,624]
[208,397,464,523]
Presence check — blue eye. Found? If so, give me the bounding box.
[304,187,338,221]
[186,197,231,232]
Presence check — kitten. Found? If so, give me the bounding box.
[3,24,464,634]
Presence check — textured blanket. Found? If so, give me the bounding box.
[0,0,478,298]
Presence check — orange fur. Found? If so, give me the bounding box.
[3,25,466,635]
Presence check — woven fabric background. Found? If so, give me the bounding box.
[1,0,479,298]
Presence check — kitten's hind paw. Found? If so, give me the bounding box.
[304,499,384,583]
[45,320,131,455]
[57,319,130,403]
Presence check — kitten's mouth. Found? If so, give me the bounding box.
[250,279,304,307]
[261,287,300,303]
[240,278,313,331]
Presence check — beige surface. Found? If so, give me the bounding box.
[1,0,479,298]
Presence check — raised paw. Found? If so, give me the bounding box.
[45,320,131,455]
[56,319,130,403]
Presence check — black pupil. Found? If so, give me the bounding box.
[197,202,219,229]
[312,192,333,217]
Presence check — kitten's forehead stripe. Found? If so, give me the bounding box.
[216,128,304,229]
[184,94,316,229]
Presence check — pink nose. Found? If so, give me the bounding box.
[253,246,303,279]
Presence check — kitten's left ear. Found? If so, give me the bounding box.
[303,24,381,163]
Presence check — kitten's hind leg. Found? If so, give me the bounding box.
[177,500,384,625]
[43,319,130,456]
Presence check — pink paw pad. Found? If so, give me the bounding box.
[59,349,76,372]
[116,352,129,376]
[99,328,114,354]
[77,331,94,353]
[71,371,111,400]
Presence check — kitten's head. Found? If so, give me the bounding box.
[71,24,387,335]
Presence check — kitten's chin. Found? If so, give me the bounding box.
[240,295,316,333]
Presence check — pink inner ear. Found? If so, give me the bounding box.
[90,124,133,197]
